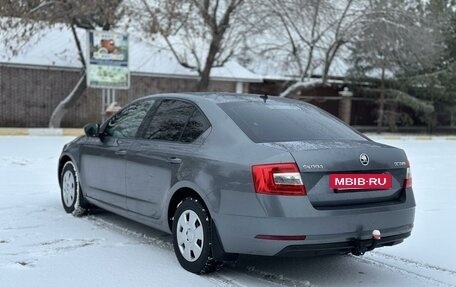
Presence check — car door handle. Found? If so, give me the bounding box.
[115,150,127,156]
[167,157,182,164]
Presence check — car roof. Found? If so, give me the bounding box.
[139,92,300,105]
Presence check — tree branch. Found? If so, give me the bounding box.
[70,22,86,69]
[162,33,198,71]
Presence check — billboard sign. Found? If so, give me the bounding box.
[87,30,130,89]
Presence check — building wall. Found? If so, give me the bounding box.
[0,65,236,127]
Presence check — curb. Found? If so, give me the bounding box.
[0,128,84,136]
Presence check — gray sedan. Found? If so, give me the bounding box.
[58,93,415,273]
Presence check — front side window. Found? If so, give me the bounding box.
[105,99,155,138]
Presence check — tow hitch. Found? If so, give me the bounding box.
[352,229,381,256]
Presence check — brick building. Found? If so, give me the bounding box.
[0,26,261,127]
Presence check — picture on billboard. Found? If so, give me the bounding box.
[87,30,130,89]
[87,65,130,88]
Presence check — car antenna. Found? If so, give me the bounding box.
[260,94,268,103]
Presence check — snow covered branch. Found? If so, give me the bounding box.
[279,80,327,98]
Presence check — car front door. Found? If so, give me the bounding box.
[80,99,156,209]
[125,99,211,218]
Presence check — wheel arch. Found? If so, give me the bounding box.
[57,153,80,187]
[167,186,235,262]
[57,154,76,187]
[167,187,210,232]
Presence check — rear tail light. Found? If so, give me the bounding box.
[252,163,306,196]
[404,161,412,188]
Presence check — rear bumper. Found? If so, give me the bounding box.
[276,232,411,257]
[211,189,415,256]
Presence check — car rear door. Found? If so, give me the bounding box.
[125,99,211,218]
[80,99,156,209]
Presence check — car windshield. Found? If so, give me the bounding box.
[218,100,366,143]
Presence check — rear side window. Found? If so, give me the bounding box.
[218,100,365,143]
[143,100,210,143]
[180,109,211,143]
[144,100,195,141]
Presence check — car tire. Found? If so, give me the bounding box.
[60,161,89,216]
[172,197,221,274]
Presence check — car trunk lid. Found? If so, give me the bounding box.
[263,140,409,207]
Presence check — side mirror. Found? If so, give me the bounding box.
[84,123,100,137]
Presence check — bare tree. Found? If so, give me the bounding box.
[128,0,245,91]
[0,0,123,128]
[240,0,366,98]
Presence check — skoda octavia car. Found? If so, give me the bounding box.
[58,93,415,273]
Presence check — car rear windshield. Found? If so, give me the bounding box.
[218,100,366,143]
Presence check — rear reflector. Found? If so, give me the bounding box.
[255,235,307,241]
[252,163,306,196]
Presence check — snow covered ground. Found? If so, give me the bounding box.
[0,136,454,287]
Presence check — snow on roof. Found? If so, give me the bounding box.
[239,43,350,81]
[0,24,262,83]
[129,38,262,82]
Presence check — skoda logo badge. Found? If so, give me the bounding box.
[360,153,369,166]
